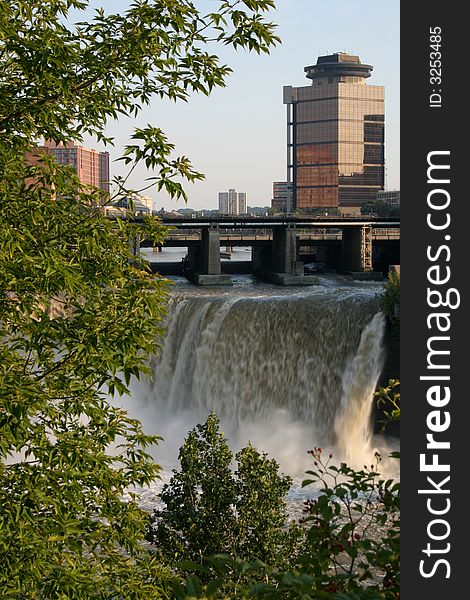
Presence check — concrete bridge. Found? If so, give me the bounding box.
[148,229,400,246]
[130,215,400,285]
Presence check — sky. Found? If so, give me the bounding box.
[80,0,400,211]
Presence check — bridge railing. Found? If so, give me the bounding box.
[162,228,400,243]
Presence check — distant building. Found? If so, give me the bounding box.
[155,207,181,217]
[218,192,229,214]
[271,181,292,213]
[113,195,150,215]
[377,190,400,209]
[177,208,196,215]
[248,206,270,216]
[198,209,219,217]
[238,192,247,215]
[135,194,153,212]
[218,188,247,215]
[42,140,110,194]
[284,52,385,210]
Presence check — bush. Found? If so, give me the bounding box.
[147,413,301,574]
[379,271,400,319]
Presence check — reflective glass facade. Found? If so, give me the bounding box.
[284,54,385,210]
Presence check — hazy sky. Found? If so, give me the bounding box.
[80,0,400,211]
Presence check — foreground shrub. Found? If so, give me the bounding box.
[147,413,301,575]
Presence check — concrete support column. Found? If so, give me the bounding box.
[201,227,221,275]
[341,227,363,271]
[271,228,296,274]
[252,228,318,286]
[184,227,232,285]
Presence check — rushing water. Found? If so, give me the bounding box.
[124,275,398,495]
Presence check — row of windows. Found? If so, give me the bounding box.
[292,84,383,103]
[339,101,384,114]
[339,126,378,143]
[293,100,383,119]
[295,144,383,167]
[294,123,384,145]
[296,144,337,165]
[316,76,364,85]
[364,144,384,164]
[339,169,384,187]
[295,165,383,187]
[337,84,384,99]
[294,122,337,144]
[295,102,338,122]
[365,122,385,136]
[296,187,338,209]
[292,117,384,127]
[339,187,381,202]
[296,166,339,186]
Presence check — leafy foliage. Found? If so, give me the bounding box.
[375,379,400,432]
[235,443,298,566]
[148,414,300,575]
[298,449,399,598]
[379,271,400,320]
[0,145,174,599]
[0,0,279,596]
[170,449,400,600]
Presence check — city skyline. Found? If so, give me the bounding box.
[79,0,399,211]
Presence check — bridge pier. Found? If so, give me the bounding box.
[253,228,318,286]
[185,227,232,285]
[341,226,382,279]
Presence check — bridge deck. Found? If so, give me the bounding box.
[140,229,400,248]
[119,215,400,230]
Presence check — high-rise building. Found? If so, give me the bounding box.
[218,192,229,214]
[238,192,247,215]
[284,53,384,210]
[271,181,292,213]
[43,140,110,194]
[218,189,247,215]
[228,188,238,214]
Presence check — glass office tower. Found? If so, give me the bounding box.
[284,53,384,210]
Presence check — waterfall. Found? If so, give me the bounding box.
[141,288,386,469]
[335,312,385,462]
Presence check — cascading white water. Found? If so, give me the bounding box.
[335,312,385,463]
[138,287,386,471]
